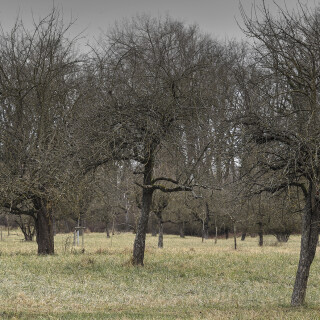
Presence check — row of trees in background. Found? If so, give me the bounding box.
[0,1,319,306]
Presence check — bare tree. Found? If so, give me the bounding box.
[240,1,320,306]
[83,15,217,265]
[151,193,169,248]
[15,215,36,241]
[0,9,83,254]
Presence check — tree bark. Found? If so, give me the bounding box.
[132,152,154,266]
[258,194,263,247]
[202,219,205,243]
[34,198,54,255]
[225,227,229,239]
[112,216,115,235]
[215,226,218,244]
[16,215,35,241]
[275,233,290,243]
[125,194,130,232]
[158,221,163,248]
[204,202,210,240]
[151,213,157,237]
[233,223,237,250]
[106,224,110,238]
[179,221,185,238]
[258,222,263,247]
[132,187,153,265]
[6,215,10,236]
[291,183,319,306]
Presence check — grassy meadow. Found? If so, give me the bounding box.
[0,231,320,319]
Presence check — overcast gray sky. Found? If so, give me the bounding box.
[0,0,313,46]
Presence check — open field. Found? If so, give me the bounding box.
[0,231,320,319]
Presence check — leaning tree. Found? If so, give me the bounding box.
[240,1,320,306]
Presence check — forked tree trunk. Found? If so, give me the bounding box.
[132,154,154,266]
[158,221,163,248]
[16,215,35,241]
[291,183,319,306]
[34,198,54,255]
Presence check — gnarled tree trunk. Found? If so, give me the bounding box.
[291,182,319,306]
[34,198,54,255]
[132,187,153,265]
[132,154,154,266]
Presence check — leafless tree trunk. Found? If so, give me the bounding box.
[258,222,263,247]
[151,213,158,237]
[16,215,35,242]
[240,2,320,305]
[291,182,319,306]
[179,221,185,238]
[133,154,155,266]
[0,9,83,255]
[158,221,164,248]
[34,198,54,255]
[204,202,210,240]
[233,223,237,250]
[106,224,110,238]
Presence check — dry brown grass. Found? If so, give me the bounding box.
[0,231,319,319]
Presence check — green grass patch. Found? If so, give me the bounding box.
[0,232,320,319]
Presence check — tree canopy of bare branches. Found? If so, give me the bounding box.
[0,9,83,254]
[240,1,320,306]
